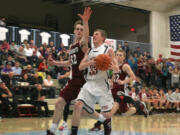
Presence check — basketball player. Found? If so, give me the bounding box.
[46,7,92,135]
[70,29,119,135]
[89,49,137,131]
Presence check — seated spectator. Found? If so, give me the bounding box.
[30,84,49,117]
[12,61,22,76]
[165,89,174,109]
[9,41,19,56]
[2,72,17,92]
[31,50,39,67]
[31,73,43,85]
[128,87,138,101]
[3,55,15,67]
[43,74,55,98]
[151,88,159,109]
[138,87,148,103]
[16,46,27,66]
[20,73,32,95]
[22,64,34,77]
[158,88,166,109]
[1,62,13,75]
[24,44,33,64]
[38,59,48,72]
[57,66,71,89]
[1,40,9,52]
[171,88,180,111]
[0,80,17,117]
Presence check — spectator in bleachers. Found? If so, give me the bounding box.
[167,66,173,90]
[171,67,179,89]
[0,17,6,26]
[3,55,15,67]
[166,58,174,69]
[24,44,33,64]
[165,89,173,109]
[31,73,43,85]
[21,40,28,48]
[128,55,136,73]
[158,88,166,109]
[123,41,130,57]
[22,64,34,77]
[171,88,180,111]
[0,80,17,117]
[1,40,10,52]
[12,61,22,76]
[9,41,19,56]
[38,59,48,72]
[117,43,123,50]
[133,47,141,57]
[157,54,163,63]
[161,62,168,89]
[51,47,57,59]
[43,74,55,98]
[137,55,145,80]
[1,62,13,75]
[39,46,45,57]
[31,84,49,117]
[128,87,138,101]
[57,67,70,89]
[31,50,39,67]
[29,40,36,49]
[16,46,27,65]
[3,72,17,92]
[152,88,159,109]
[155,61,163,88]
[138,87,148,102]
[49,41,54,49]
[20,73,32,95]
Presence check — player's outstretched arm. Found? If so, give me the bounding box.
[48,56,71,67]
[78,7,92,53]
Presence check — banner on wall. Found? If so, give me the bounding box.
[91,37,117,51]
[0,26,9,41]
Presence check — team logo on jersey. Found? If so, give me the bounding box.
[69,47,78,55]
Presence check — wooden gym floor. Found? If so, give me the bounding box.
[0,114,180,135]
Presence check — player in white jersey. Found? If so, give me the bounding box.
[70,29,119,135]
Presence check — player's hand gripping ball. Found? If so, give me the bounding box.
[95,54,111,71]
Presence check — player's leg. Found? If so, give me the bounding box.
[99,93,114,135]
[59,102,70,130]
[47,97,66,135]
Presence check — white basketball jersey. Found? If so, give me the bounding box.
[86,44,109,80]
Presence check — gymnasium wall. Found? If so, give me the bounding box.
[0,1,150,43]
[150,5,180,59]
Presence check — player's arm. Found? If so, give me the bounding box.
[79,49,95,71]
[79,7,92,53]
[48,58,71,67]
[116,64,136,85]
[108,48,119,72]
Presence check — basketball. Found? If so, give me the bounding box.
[95,54,111,71]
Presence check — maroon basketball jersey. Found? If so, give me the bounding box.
[113,62,128,90]
[69,42,85,79]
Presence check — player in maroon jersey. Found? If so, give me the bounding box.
[89,49,137,132]
[46,7,92,135]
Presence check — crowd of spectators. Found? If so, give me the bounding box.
[118,42,180,114]
[1,38,180,118]
[0,39,70,117]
